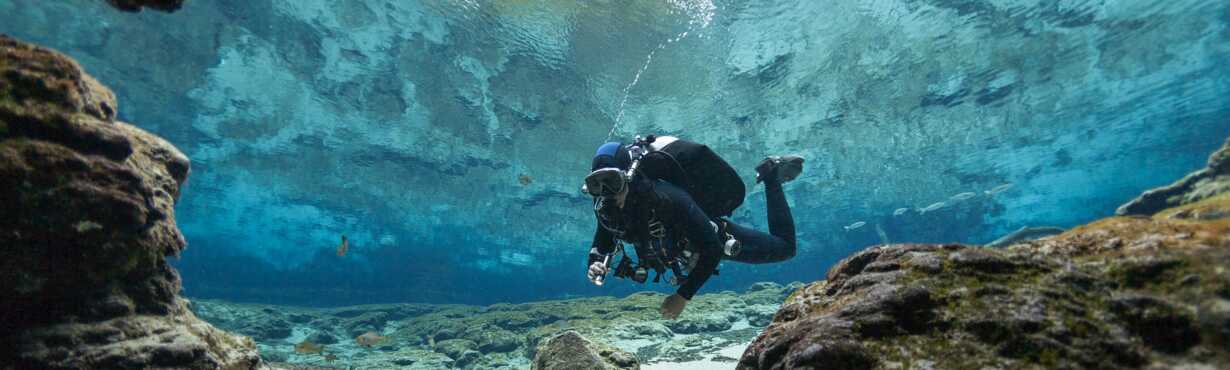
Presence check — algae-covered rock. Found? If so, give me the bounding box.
[1118,136,1230,216]
[241,318,294,341]
[665,312,738,334]
[743,305,779,328]
[467,327,522,353]
[305,331,338,345]
[610,321,673,340]
[455,349,482,367]
[740,138,1230,369]
[747,281,783,293]
[434,338,478,360]
[345,347,453,369]
[742,281,799,306]
[532,330,639,370]
[185,280,794,368]
[0,34,260,369]
[596,346,639,369]
[532,331,608,370]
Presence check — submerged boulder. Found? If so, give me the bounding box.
[532,330,639,370]
[740,138,1230,369]
[665,312,738,334]
[0,35,260,368]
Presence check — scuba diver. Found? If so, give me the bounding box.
[583,135,803,319]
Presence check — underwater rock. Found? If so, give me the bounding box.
[985,226,1066,248]
[599,350,639,370]
[743,305,779,328]
[532,331,607,370]
[739,138,1230,369]
[434,338,478,360]
[105,0,185,12]
[239,318,293,341]
[466,327,522,353]
[1118,136,1230,216]
[188,283,793,368]
[455,349,482,367]
[305,331,338,345]
[665,312,739,334]
[747,281,783,292]
[260,350,290,363]
[343,347,454,369]
[532,330,639,370]
[742,281,800,306]
[0,35,259,369]
[610,321,673,341]
[468,353,522,370]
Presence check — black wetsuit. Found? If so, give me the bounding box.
[588,176,796,299]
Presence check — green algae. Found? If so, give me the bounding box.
[848,246,1151,369]
[1154,193,1230,221]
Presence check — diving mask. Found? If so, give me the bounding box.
[583,167,628,197]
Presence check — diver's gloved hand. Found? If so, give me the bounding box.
[587,262,608,286]
[660,294,689,319]
[755,155,805,184]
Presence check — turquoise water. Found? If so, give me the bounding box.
[2,0,1227,310]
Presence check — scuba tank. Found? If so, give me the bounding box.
[633,135,746,218]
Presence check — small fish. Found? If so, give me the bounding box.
[355,331,388,348]
[985,183,1014,195]
[843,221,866,231]
[893,208,909,216]
[324,353,337,362]
[518,174,532,186]
[294,340,324,354]
[919,202,946,213]
[950,192,977,201]
[336,235,349,257]
[874,223,890,245]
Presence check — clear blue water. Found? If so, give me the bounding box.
[2,0,1228,307]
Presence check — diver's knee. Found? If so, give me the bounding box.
[769,242,795,262]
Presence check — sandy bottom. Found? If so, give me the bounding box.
[643,341,748,370]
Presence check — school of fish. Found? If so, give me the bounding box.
[846,183,1015,231]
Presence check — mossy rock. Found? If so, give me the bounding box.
[531,330,638,370]
[433,339,477,360]
[468,327,522,353]
[743,211,1230,370]
[1154,193,1230,222]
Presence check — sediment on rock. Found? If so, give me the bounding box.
[0,34,260,369]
